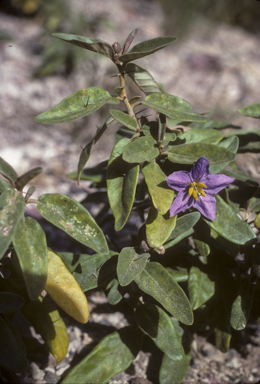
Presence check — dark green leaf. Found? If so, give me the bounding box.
[15,167,42,191]
[0,316,28,373]
[167,268,189,282]
[77,116,114,183]
[0,157,18,184]
[0,190,25,259]
[125,63,163,95]
[167,143,236,165]
[135,303,184,360]
[142,160,175,215]
[73,252,117,292]
[209,136,239,174]
[164,212,201,249]
[107,139,139,231]
[52,33,113,59]
[122,28,138,54]
[120,36,177,63]
[109,109,137,130]
[223,168,258,185]
[117,247,149,286]
[62,327,142,384]
[230,279,254,330]
[134,262,193,325]
[123,136,159,163]
[37,194,109,253]
[159,352,191,384]
[13,217,48,301]
[188,266,215,310]
[34,88,119,124]
[205,195,256,245]
[146,206,177,248]
[238,103,260,118]
[141,94,208,122]
[57,252,88,273]
[190,120,239,129]
[178,129,223,145]
[0,292,25,313]
[106,278,123,305]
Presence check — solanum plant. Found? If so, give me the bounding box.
[1,28,260,383]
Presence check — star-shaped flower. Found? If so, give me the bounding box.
[166,156,235,220]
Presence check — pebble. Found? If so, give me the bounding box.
[30,362,44,381]
[56,362,70,376]
[44,370,60,384]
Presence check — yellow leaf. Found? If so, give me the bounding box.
[22,296,69,363]
[46,249,89,324]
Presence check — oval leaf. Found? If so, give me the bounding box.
[125,63,163,95]
[34,88,119,124]
[122,28,138,54]
[123,135,159,163]
[146,206,177,248]
[209,136,239,174]
[165,212,201,249]
[52,33,113,59]
[230,279,254,331]
[238,103,260,118]
[142,160,175,215]
[110,109,137,130]
[167,142,236,165]
[135,303,184,361]
[178,128,223,145]
[120,36,177,63]
[107,139,139,231]
[0,292,25,314]
[62,327,142,384]
[13,216,48,300]
[15,167,42,191]
[37,193,108,253]
[134,262,193,325]
[0,189,25,259]
[0,316,28,373]
[188,266,215,310]
[205,195,257,245]
[0,157,18,184]
[159,352,192,384]
[45,249,89,324]
[141,94,208,122]
[22,296,69,363]
[117,247,149,286]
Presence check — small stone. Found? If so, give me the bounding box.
[56,362,70,376]
[44,370,60,384]
[30,362,44,381]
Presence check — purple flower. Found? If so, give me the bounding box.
[166,156,235,220]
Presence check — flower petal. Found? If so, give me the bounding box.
[193,193,216,220]
[191,156,209,182]
[200,173,235,194]
[166,171,191,192]
[169,190,193,217]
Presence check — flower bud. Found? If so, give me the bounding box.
[112,42,122,54]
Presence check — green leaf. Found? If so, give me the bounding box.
[107,139,139,231]
[117,247,149,286]
[122,28,138,54]
[109,109,137,130]
[223,168,258,185]
[141,94,208,122]
[0,157,18,184]
[142,160,175,215]
[146,206,177,248]
[73,252,117,292]
[209,136,239,174]
[123,136,159,163]
[56,252,87,273]
[0,292,25,314]
[167,143,236,165]
[205,195,257,245]
[190,120,238,129]
[22,296,69,363]
[125,63,163,95]
[159,352,191,384]
[0,190,25,259]
[178,129,223,145]
[37,194,109,253]
[167,268,189,282]
[119,36,177,63]
[77,116,114,183]
[188,266,215,310]
[135,303,184,361]
[13,217,48,301]
[238,103,260,118]
[52,33,113,59]
[15,167,42,191]
[164,212,201,249]
[134,262,193,325]
[0,178,11,194]
[62,327,142,384]
[106,278,123,305]
[230,279,254,330]
[34,88,119,124]
[0,316,28,373]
